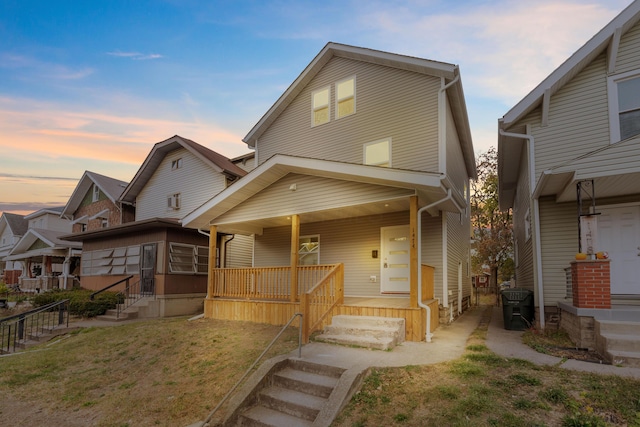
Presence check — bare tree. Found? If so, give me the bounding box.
[471,147,514,303]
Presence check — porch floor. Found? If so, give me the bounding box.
[343,296,411,308]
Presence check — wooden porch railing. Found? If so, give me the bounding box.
[301,263,344,343]
[211,264,339,300]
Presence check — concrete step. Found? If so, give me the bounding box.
[606,349,640,368]
[315,315,405,350]
[314,333,396,351]
[595,319,640,367]
[239,405,313,427]
[596,319,640,335]
[234,359,344,426]
[258,386,324,421]
[97,307,139,322]
[273,367,338,399]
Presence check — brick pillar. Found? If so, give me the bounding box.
[571,260,611,309]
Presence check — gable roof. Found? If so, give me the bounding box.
[24,206,65,220]
[498,0,640,210]
[61,171,128,218]
[181,154,464,232]
[4,228,81,261]
[501,1,640,127]
[243,42,476,179]
[120,135,248,204]
[0,212,28,237]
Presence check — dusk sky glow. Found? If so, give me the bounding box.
[0,0,632,215]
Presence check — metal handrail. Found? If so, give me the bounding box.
[90,275,134,300]
[203,312,303,425]
[116,278,152,318]
[0,299,70,354]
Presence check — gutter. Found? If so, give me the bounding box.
[418,187,456,343]
[498,129,545,329]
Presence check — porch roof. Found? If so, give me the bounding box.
[533,136,640,202]
[181,155,462,233]
[4,229,81,262]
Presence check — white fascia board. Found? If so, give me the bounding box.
[181,155,444,230]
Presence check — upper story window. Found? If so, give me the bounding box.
[336,76,355,119]
[364,138,391,167]
[608,71,640,142]
[92,184,100,202]
[312,86,330,126]
[171,158,183,170]
[101,218,109,228]
[167,193,181,210]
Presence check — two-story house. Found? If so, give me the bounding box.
[182,43,476,342]
[498,1,640,362]
[62,135,250,317]
[4,207,81,291]
[61,170,133,233]
[0,212,28,285]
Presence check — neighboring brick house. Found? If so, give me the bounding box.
[61,170,132,233]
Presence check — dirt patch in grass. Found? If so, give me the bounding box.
[523,327,608,364]
[0,317,300,426]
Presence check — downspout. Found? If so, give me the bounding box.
[418,188,454,343]
[498,128,545,329]
[62,249,71,290]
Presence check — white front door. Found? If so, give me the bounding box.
[380,225,410,294]
[598,205,640,295]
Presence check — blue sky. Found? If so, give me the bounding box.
[0,0,633,215]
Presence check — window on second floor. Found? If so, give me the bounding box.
[364,138,391,167]
[608,71,640,142]
[312,86,330,126]
[336,76,355,119]
[171,158,183,170]
[92,184,100,202]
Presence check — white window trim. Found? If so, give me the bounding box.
[335,75,356,119]
[607,69,640,144]
[311,86,330,127]
[171,158,183,170]
[92,184,100,202]
[363,137,392,167]
[298,234,320,265]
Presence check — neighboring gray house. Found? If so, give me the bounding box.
[4,207,80,291]
[498,1,640,361]
[182,43,476,341]
[0,212,28,285]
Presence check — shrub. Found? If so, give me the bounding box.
[32,288,121,317]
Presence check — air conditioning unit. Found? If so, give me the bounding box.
[167,194,180,210]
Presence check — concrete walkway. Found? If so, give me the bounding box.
[295,305,640,379]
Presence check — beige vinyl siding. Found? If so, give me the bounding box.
[446,210,471,312]
[256,57,440,173]
[538,197,578,305]
[513,148,534,291]
[531,53,610,178]
[254,211,444,298]
[232,155,256,173]
[445,102,468,196]
[614,20,640,74]
[224,234,253,268]
[421,212,443,302]
[136,148,227,221]
[213,173,415,225]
